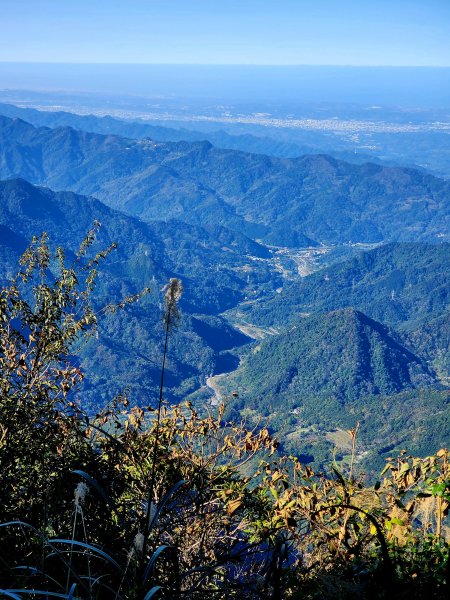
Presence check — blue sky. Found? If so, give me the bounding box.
[1,0,449,66]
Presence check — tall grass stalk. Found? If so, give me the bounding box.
[141,279,182,583]
[66,483,91,597]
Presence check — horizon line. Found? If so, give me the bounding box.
[0,61,449,69]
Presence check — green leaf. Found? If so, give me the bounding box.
[431,483,446,497]
[48,540,123,575]
[143,545,169,585]
[143,587,162,600]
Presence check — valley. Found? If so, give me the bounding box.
[197,241,450,474]
[2,7,450,596]
[0,103,448,477]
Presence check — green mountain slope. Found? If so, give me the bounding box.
[1,115,448,474]
[0,178,271,408]
[227,309,435,414]
[1,115,449,247]
[247,242,450,330]
[219,308,445,473]
[403,311,450,384]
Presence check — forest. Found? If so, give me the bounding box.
[1,231,448,599]
[1,2,449,598]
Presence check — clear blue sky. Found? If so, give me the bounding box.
[1,0,449,66]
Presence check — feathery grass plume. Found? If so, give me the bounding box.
[134,532,145,557]
[163,278,183,330]
[74,482,89,512]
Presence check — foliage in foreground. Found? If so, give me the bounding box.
[0,232,449,599]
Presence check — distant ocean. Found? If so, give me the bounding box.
[0,63,449,107]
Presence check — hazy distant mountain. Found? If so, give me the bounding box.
[1,101,405,171]
[1,115,449,247]
[0,102,319,157]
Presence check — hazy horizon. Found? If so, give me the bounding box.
[1,64,449,108]
[2,62,450,67]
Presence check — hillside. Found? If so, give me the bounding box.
[3,101,450,179]
[0,102,400,168]
[403,311,450,384]
[246,242,450,330]
[0,120,448,475]
[0,178,273,408]
[1,114,449,247]
[0,101,319,158]
[217,308,445,472]
[226,308,435,413]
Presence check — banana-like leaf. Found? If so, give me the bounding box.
[0,522,44,539]
[48,539,123,575]
[143,545,169,584]
[148,480,186,530]
[12,567,65,592]
[0,592,22,600]
[143,586,162,600]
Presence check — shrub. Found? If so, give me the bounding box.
[0,231,448,599]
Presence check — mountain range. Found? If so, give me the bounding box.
[245,242,450,330]
[1,114,449,248]
[0,107,448,474]
[2,101,450,179]
[0,177,270,408]
[218,242,449,471]
[0,102,405,169]
[218,306,448,472]
[227,308,435,412]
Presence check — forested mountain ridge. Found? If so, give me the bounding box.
[403,311,450,384]
[3,101,449,179]
[0,178,272,407]
[228,308,436,413]
[1,114,449,247]
[221,307,448,472]
[0,101,321,159]
[0,101,401,167]
[246,242,450,330]
[0,177,275,310]
[216,241,450,470]
[0,115,448,475]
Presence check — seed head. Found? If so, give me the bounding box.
[134,532,145,556]
[74,482,89,510]
[162,278,183,328]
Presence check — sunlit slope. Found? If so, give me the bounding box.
[1,115,449,247]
